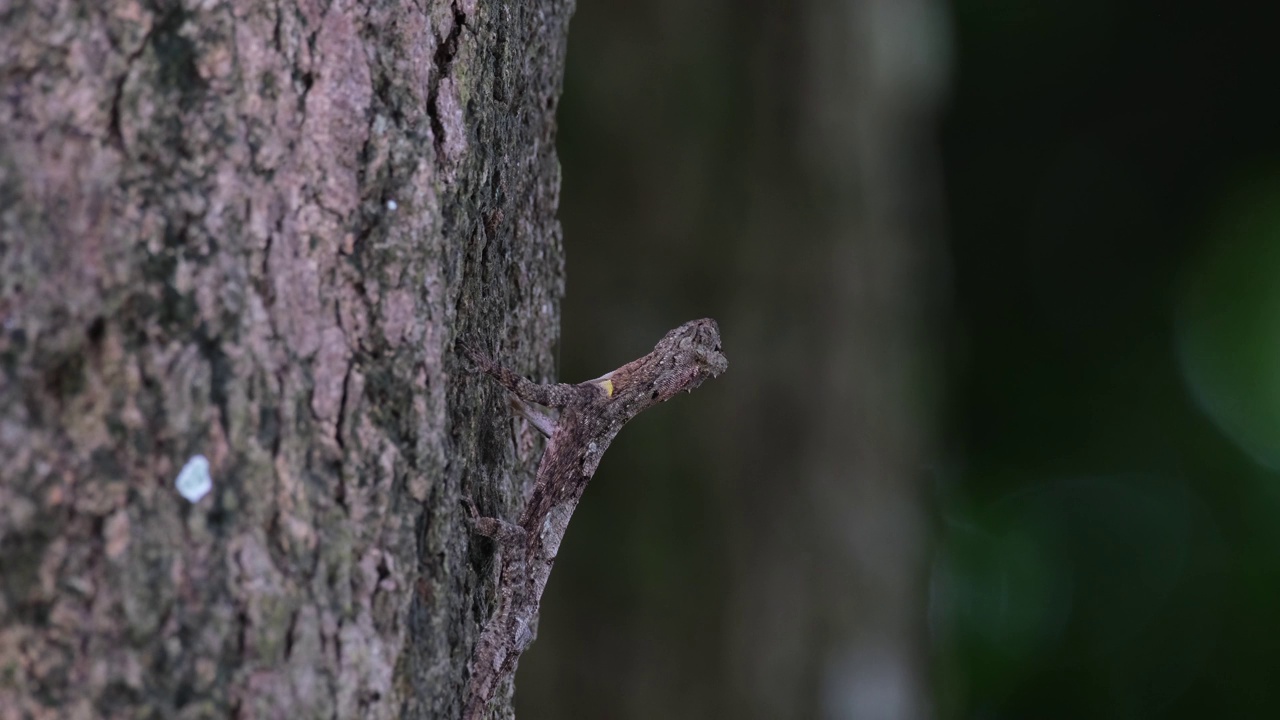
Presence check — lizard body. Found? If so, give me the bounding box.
[461,318,727,719]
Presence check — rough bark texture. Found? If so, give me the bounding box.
[0,0,571,718]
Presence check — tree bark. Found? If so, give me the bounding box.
[0,0,571,718]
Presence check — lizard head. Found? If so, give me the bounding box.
[597,318,727,422]
[653,318,728,388]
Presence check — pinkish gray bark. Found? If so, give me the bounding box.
[0,0,571,718]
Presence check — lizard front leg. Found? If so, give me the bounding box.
[459,342,579,410]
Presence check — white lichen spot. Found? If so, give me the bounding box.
[175,455,212,503]
[386,199,398,211]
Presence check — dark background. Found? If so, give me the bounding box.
[521,1,1280,717]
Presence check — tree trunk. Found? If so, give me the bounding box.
[722,1,947,717]
[0,0,572,718]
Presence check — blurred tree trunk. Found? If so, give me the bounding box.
[530,0,948,716]
[0,1,571,718]
[722,1,949,717]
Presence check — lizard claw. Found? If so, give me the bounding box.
[456,341,492,380]
[461,495,481,523]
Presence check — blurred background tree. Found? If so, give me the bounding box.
[522,0,946,717]
[518,0,1280,718]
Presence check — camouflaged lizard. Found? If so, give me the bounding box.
[460,318,727,719]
